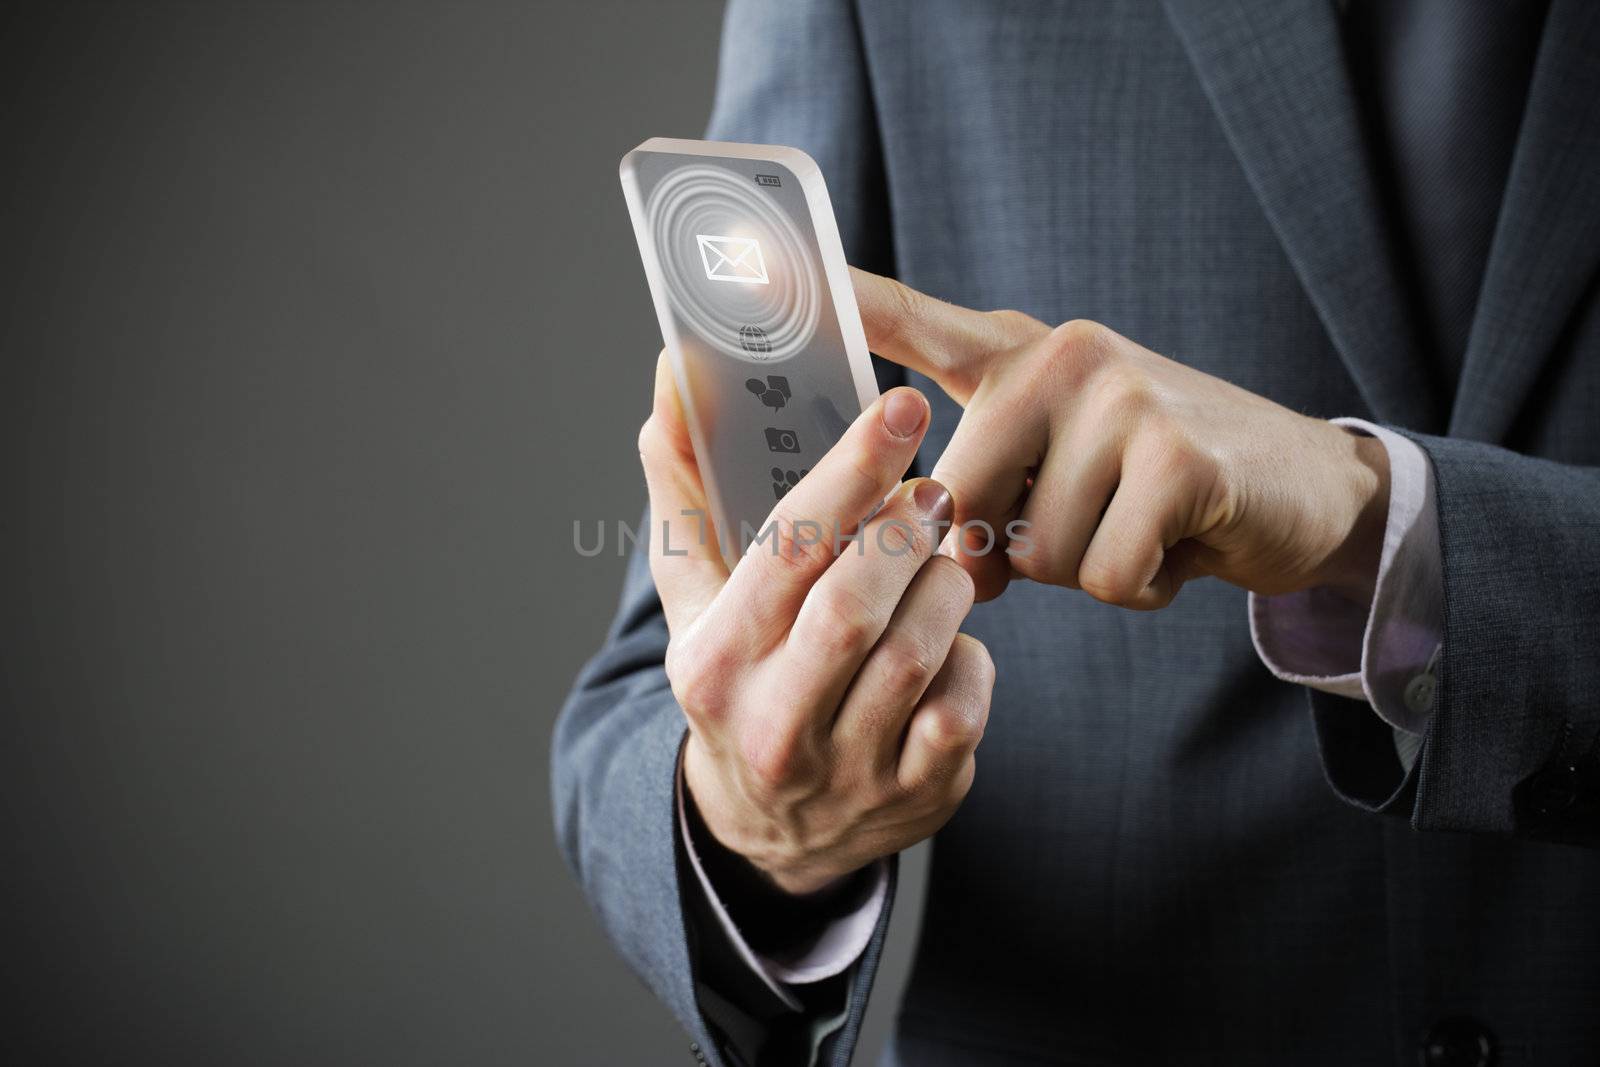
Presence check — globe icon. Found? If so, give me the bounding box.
[738,324,772,355]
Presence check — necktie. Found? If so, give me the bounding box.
[1343,0,1551,385]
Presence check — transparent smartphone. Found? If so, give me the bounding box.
[620,137,879,566]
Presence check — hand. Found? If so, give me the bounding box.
[851,269,1392,607]
[637,353,994,896]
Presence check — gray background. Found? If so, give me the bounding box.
[1,2,925,1063]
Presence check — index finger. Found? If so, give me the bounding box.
[850,267,1045,404]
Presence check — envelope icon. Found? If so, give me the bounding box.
[696,234,770,285]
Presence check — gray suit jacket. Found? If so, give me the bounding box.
[554,1,1600,1063]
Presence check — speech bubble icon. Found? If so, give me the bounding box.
[747,375,790,411]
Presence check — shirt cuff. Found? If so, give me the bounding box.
[1249,419,1445,740]
[675,752,888,1009]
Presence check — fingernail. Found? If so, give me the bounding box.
[883,390,926,438]
[913,479,953,523]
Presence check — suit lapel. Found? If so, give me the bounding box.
[1448,0,1600,442]
[1161,0,1442,432]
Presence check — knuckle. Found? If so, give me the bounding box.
[884,278,925,344]
[925,553,977,607]
[919,700,984,756]
[1147,433,1210,483]
[1055,317,1113,351]
[874,637,940,698]
[1148,444,1193,485]
[665,633,733,720]
[1038,318,1113,389]
[740,723,805,790]
[1078,553,1141,606]
[1006,540,1056,584]
[1090,364,1154,421]
[763,514,837,575]
[663,635,689,688]
[848,448,893,497]
[806,585,883,657]
[875,513,930,558]
[636,416,662,463]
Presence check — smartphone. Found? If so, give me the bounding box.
[620,137,880,566]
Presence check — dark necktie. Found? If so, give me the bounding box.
[1343,0,1551,386]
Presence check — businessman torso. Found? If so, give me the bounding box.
[703,1,1600,1063]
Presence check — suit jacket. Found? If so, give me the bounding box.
[553,1,1600,1063]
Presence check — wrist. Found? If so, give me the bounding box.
[1316,428,1391,601]
[682,735,851,897]
[682,745,869,927]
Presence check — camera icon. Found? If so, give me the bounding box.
[765,427,802,454]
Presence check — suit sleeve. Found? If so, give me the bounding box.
[1310,433,1600,848]
[1250,422,1443,765]
[551,3,898,1063]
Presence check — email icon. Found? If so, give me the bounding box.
[696,234,769,285]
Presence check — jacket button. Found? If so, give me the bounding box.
[1527,764,1581,817]
[1420,1017,1494,1067]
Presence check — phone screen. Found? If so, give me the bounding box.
[621,139,878,564]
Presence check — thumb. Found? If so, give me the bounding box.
[849,266,1044,405]
[638,351,729,635]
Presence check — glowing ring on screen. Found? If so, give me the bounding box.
[644,164,820,363]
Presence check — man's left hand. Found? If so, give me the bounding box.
[851,268,1392,608]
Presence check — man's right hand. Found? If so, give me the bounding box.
[638,353,994,896]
